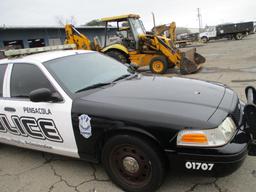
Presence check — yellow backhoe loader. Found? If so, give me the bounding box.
[65,14,205,74]
[153,22,177,42]
[153,22,191,48]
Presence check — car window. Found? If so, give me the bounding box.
[0,64,7,97]
[10,63,55,98]
[44,52,131,94]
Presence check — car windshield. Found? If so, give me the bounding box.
[206,27,215,32]
[43,52,131,94]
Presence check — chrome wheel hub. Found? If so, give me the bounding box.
[122,156,140,173]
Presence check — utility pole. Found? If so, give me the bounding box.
[197,8,202,32]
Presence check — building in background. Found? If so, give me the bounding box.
[0,25,117,49]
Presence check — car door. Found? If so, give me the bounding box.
[0,64,8,137]
[0,62,79,158]
[208,27,217,38]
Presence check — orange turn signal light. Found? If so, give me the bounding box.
[180,133,208,143]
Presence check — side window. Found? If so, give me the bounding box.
[0,64,7,97]
[10,63,55,98]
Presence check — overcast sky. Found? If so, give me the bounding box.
[1,0,256,30]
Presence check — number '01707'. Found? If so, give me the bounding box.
[185,162,214,171]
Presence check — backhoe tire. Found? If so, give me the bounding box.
[102,134,166,192]
[201,36,208,43]
[105,50,128,64]
[235,33,243,40]
[149,56,169,74]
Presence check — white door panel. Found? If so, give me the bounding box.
[0,98,78,158]
[0,63,79,158]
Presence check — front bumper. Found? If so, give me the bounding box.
[165,86,256,176]
[165,129,250,176]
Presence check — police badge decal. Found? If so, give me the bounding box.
[78,114,92,139]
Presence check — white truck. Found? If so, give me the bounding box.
[199,22,254,43]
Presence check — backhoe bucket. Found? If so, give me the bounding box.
[180,48,206,75]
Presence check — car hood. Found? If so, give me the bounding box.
[77,76,233,129]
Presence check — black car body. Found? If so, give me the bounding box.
[72,75,246,171]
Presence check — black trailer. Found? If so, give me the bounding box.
[216,22,254,40]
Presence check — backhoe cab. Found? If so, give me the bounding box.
[65,14,205,74]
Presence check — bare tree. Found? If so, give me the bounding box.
[55,16,65,26]
[84,19,105,26]
[55,16,77,26]
[69,16,77,26]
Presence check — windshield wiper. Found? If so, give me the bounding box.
[75,82,111,93]
[75,73,138,93]
[112,74,132,82]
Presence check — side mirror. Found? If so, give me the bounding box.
[245,86,256,105]
[29,88,63,103]
[244,86,256,133]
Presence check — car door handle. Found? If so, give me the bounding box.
[4,107,16,112]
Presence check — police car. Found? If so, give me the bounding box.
[0,45,256,192]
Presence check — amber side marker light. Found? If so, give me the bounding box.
[180,133,208,144]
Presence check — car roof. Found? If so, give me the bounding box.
[0,50,94,65]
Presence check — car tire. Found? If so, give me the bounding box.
[149,56,169,74]
[201,36,208,43]
[102,134,166,192]
[235,33,243,40]
[105,50,128,64]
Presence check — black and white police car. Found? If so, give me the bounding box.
[0,45,256,192]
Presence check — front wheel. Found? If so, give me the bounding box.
[102,134,166,192]
[201,36,208,43]
[235,33,243,40]
[149,56,169,74]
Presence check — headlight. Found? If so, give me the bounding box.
[177,117,236,147]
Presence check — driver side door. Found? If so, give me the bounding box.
[0,63,78,158]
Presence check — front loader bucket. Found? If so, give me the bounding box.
[180,48,206,75]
